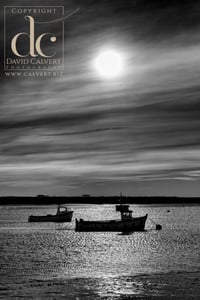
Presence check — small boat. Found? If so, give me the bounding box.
[75,207,148,232]
[28,205,73,222]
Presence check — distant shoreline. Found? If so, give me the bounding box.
[0,196,199,205]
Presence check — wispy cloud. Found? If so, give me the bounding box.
[1,0,200,195]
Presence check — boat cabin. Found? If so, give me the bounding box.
[56,205,68,215]
[116,204,129,212]
[120,210,133,220]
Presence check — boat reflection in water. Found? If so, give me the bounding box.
[28,205,73,222]
[75,205,148,232]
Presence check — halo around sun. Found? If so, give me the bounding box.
[94,49,123,79]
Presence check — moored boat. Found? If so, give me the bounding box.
[75,206,148,232]
[28,205,73,222]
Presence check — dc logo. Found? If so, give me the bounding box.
[11,16,57,58]
[4,6,79,71]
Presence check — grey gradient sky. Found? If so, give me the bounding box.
[1,0,200,196]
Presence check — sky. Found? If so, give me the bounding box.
[1,0,200,196]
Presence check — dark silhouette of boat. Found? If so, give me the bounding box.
[75,206,148,232]
[28,205,73,222]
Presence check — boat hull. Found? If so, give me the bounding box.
[28,211,73,223]
[75,214,148,232]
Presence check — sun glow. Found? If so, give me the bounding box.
[94,49,124,79]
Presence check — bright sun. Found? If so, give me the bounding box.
[94,49,123,79]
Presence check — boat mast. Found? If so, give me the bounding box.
[120,192,123,205]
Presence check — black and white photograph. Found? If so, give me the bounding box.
[0,0,200,299]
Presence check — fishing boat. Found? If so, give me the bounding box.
[28,205,73,222]
[75,207,148,232]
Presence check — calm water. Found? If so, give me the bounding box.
[0,204,199,299]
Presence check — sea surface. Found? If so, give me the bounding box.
[0,204,199,299]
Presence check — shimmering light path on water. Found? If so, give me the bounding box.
[0,204,199,299]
